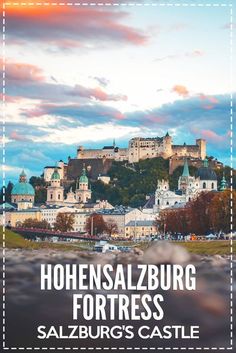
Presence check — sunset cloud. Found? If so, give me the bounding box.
[191,128,228,144]
[172,85,189,97]
[0,58,45,83]
[69,85,127,102]
[6,6,148,49]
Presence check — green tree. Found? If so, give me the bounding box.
[0,181,14,203]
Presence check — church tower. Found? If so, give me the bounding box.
[219,173,227,191]
[75,166,92,203]
[46,168,64,205]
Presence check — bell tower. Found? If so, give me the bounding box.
[46,168,64,205]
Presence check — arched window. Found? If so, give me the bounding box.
[58,194,60,200]
[203,182,206,189]
[157,199,160,205]
[166,201,169,205]
[189,197,191,202]
[50,194,53,199]
[211,182,214,189]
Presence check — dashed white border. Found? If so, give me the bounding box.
[1,1,234,351]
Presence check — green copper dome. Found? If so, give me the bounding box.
[12,170,35,196]
[79,167,88,183]
[51,168,60,180]
[12,182,35,196]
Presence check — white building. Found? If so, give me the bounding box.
[153,159,218,213]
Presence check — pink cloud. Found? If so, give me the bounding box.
[191,127,227,144]
[199,94,219,104]
[9,131,31,142]
[70,85,127,102]
[0,93,22,103]
[0,58,45,83]
[172,85,189,97]
[7,6,148,48]
[199,94,219,110]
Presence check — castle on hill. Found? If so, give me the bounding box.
[76,133,206,163]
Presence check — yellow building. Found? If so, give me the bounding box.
[125,220,156,239]
[7,208,42,227]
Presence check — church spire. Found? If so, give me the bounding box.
[220,172,227,191]
[182,158,190,177]
[203,158,209,168]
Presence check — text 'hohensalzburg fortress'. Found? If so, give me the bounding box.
[77,133,206,163]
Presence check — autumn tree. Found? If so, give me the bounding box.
[85,213,108,236]
[159,208,191,235]
[188,192,215,235]
[105,218,119,236]
[209,190,236,233]
[54,213,75,232]
[22,218,51,229]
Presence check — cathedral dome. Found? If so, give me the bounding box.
[80,174,88,184]
[51,168,60,180]
[196,159,217,181]
[12,170,35,196]
[12,182,35,196]
[79,167,88,183]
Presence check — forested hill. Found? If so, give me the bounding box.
[91,157,235,208]
[91,158,195,208]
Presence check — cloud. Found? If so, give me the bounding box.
[2,58,128,104]
[22,103,126,125]
[7,6,148,49]
[0,58,44,83]
[9,131,31,142]
[92,77,110,87]
[172,85,189,97]
[34,123,142,145]
[0,93,22,103]
[155,50,204,62]
[185,50,204,58]
[69,85,127,102]
[191,128,228,144]
[5,93,235,180]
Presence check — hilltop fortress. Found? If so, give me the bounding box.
[44,133,211,183]
[77,133,206,163]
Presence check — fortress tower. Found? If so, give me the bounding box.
[162,132,172,158]
[196,139,206,160]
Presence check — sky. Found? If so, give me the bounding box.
[1,1,236,183]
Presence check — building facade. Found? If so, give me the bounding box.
[154,159,218,213]
[125,220,156,239]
